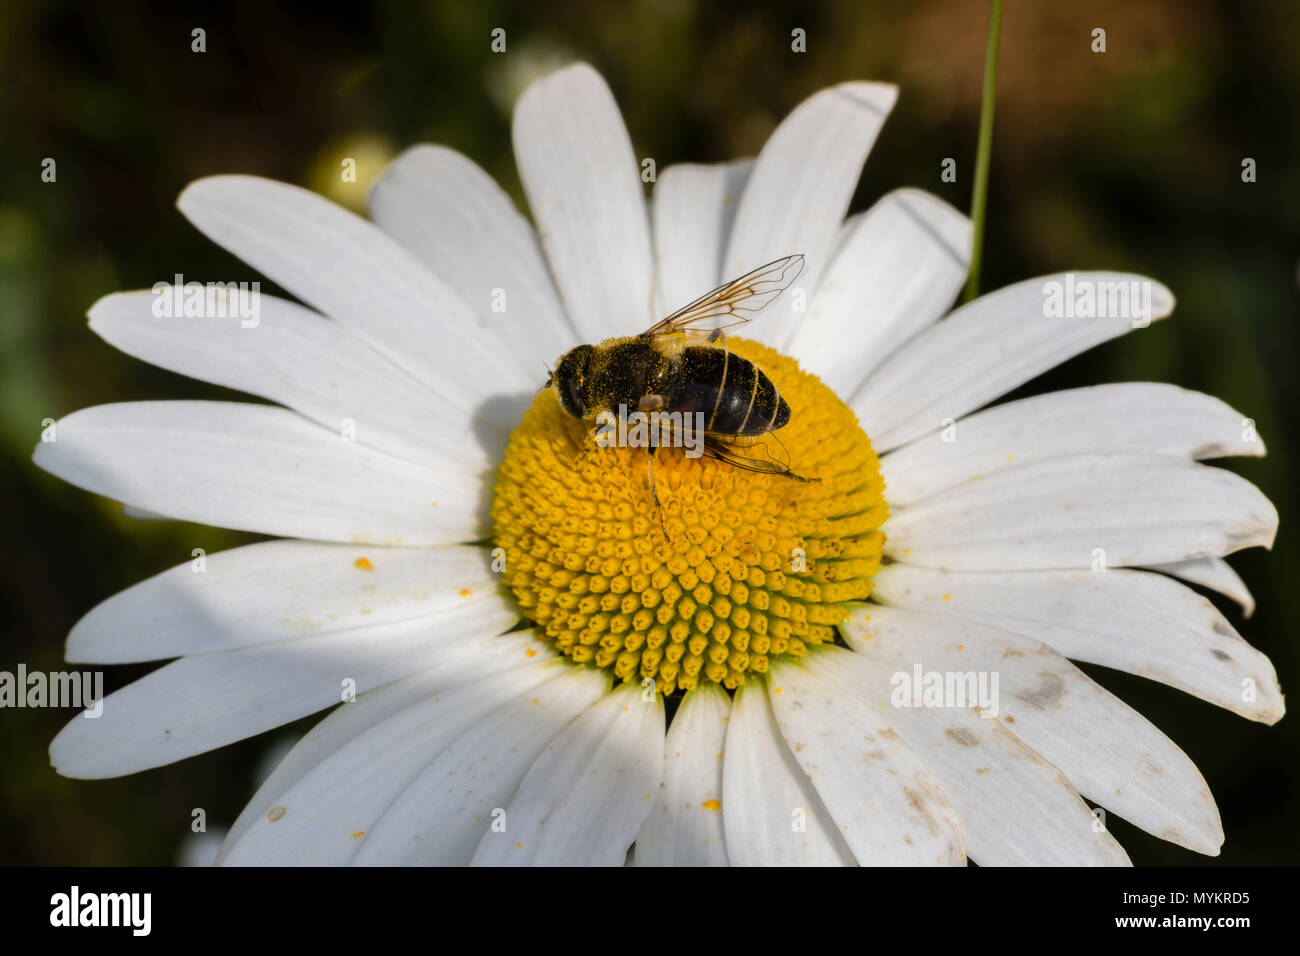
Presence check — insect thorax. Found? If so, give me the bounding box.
[583,338,672,418]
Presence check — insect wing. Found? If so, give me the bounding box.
[700,432,816,483]
[643,254,805,338]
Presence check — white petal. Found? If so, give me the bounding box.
[89,290,494,471]
[219,656,565,865]
[512,63,654,340]
[721,679,855,866]
[785,189,970,395]
[177,175,531,419]
[853,272,1175,451]
[368,144,578,370]
[767,655,967,865]
[1146,557,1257,618]
[905,719,1130,866]
[651,161,752,317]
[843,605,1224,854]
[819,646,1129,866]
[722,82,898,351]
[67,541,502,663]
[355,664,611,865]
[884,453,1277,571]
[470,680,664,865]
[50,598,520,778]
[872,565,1284,723]
[32,402,487,544]
[633,682,730,866]
[217,631,552,860]
[880,384,1263,507]
[828,210,865,260]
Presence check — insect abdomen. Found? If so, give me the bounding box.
[664,346,790,436]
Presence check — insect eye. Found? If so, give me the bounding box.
[559,374,586,418]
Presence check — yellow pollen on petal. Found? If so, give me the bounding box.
[491,339,887,695]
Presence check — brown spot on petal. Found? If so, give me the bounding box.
[945,727,980,747]
[1014,672,1065,710]
[901,782,945,838]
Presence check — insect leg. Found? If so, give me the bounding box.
[646,439,662,508]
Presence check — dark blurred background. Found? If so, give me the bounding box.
[1,0,1296,865]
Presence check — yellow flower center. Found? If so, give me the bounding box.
[491,339,887,695]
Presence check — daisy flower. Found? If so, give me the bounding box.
[36,62,1281,866]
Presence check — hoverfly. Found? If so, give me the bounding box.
[544,254,813,505]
